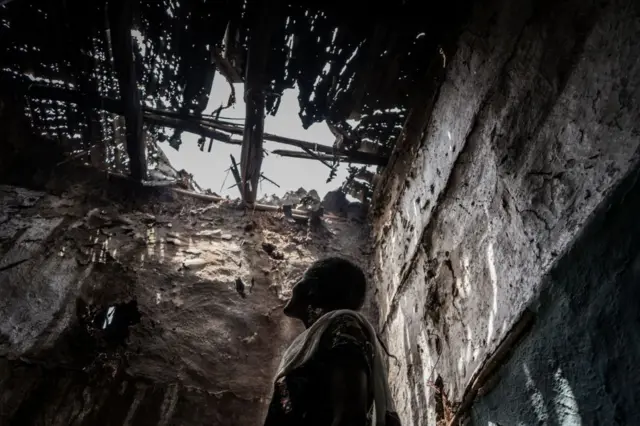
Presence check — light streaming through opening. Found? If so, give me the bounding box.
[158,77,350,198]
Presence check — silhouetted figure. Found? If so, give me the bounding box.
[264,257,402,426]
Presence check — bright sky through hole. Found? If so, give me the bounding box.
[158,76,349,198]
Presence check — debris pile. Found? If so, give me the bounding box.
[259,187,367,221]
[259,188,321,210]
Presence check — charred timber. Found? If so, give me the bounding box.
[271,149,386,167]
[19,83,387,166]
[240,0,277,204]
[272,149,343,162]
[107,0,147,181]
[229,154,243,197]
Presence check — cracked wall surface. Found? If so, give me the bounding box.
[371,0,640,423]
[0,170,368,425]
[471,149,640,426]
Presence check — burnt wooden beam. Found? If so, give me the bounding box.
[191,114,343,156]
[271,149,386,166]
[19,84,388,166]
[19,83,337,153]
[240,0,276,204]
[107,0,146,180]
[144,113,237,144]
[17,84,239,147]
[260,173,280,188]
[299,145,335,170]
[229,154,243,196]
[273,149,342,162]
[240,85,266,203]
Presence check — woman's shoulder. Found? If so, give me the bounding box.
[321,310,376,342]
[325,309,368,321]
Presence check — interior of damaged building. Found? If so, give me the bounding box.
[1,0,639,424]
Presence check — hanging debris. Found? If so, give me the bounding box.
[0,0,473,196]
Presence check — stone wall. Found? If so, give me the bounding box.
[471,147,640,426]
[0,170,368,425]
[371,0,640,423]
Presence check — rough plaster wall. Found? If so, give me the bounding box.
[371,0,640,423]
[472,165,640,426]
[0,173,368,425]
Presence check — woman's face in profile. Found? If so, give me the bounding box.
[283,279,309,320]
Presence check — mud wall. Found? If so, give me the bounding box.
[370,0,640,423]
[0,171,368,425]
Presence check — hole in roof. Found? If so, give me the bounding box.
[157,75,350,199]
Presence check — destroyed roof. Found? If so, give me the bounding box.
[0,0,471,199]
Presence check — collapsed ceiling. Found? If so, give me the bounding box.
[0,0,471,202]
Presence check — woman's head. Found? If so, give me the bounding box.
[283,257,367,326]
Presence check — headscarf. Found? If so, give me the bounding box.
[276,309,396,426]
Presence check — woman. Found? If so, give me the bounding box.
[264,257,402,426]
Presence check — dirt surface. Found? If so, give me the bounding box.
[0,167,368,425]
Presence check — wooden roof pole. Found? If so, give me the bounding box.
[107,0,147,181]
[240,0,277,205]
